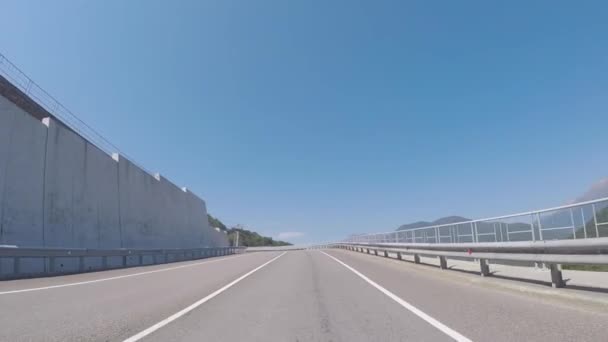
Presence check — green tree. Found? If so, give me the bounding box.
[207,215,292,247]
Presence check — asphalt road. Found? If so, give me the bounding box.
[1,249,607,341]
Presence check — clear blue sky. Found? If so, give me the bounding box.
[2,1,607,244]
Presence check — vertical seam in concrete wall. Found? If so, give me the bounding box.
[70,161,75,246]
[41,120,49,247]
[0,112,16,244]
[97,202,101,248]
[41,119,49,273]
[82,141,88,248]
[116,157,123,248]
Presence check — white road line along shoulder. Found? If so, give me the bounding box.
[320,251,473,342]
[123,251,287,342]
[0,254,248,296]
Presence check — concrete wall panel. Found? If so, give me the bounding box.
[43,118,85,249]
[43,119,121,271]
[0,95,47,276]
[0,95,47,246]
[185,190,211,247]
[117,155,162,248]
[157,176,183,248]
[43,119,84,271]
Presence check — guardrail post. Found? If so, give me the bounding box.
[49,257,55,273]
[102,256,108,269]
[122,256,127,268]
[549,264,565,288]
[479,259,490,277]
[397,252,402,260]
[138,254,143,266]
[383,250,388,257]
[374,249,378,256]
[78,256,85,272]
[367,248,371,254]
[14,257,20,275]
[439,256,448,269]
[414,254,420,264]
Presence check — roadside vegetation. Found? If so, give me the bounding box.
[207,214,292,247]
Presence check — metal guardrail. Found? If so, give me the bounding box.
[332,238,608,288]
[245,246,307,252]
[346,196,608,245]
[0,246,244,279]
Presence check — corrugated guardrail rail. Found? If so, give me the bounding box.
[0,246,245,280]
[328,238,608,288]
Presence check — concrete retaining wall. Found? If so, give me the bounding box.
[0,91,227,278]
[0,95,48,275]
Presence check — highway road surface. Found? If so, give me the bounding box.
[1,250,607,341]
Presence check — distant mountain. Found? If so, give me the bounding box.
[394,177,608,238]
[397,215,470,231]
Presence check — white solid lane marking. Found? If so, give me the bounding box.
[122,251,287,342]
[321,251,473,342]
[0,253,248,295]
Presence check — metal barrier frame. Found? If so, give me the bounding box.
[0,246,244,280]
[347,196,608,245]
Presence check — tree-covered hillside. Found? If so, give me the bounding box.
[207,214,227,231]
[207,214,292,247]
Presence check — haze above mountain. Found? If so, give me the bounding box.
[397,216,471,231]
[572,178,608,203]
[396,177,608,231]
